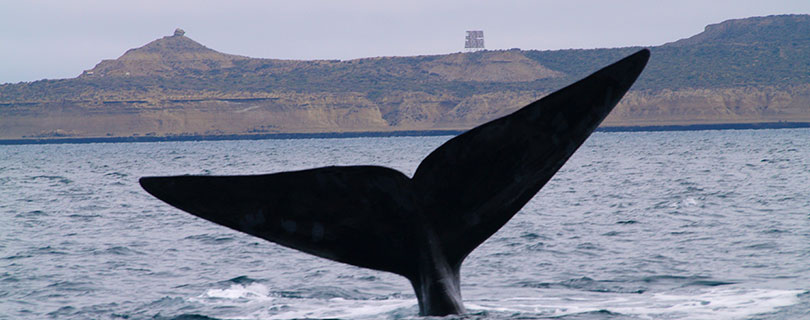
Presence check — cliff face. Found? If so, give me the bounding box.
[2,14,810,140]
[606,85,810,126]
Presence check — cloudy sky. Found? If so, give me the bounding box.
[1,0,809,84]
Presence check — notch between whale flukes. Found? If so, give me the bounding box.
[139,49,649,316]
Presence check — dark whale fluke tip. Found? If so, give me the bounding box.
[139,176,157,192]
[139,50,649,316]
[609,48,649,84]
[139,176,174,201]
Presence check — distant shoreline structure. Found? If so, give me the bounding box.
[2,122,810,145]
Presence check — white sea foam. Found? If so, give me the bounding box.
[199,283,273,300]
[467,287,804,319]
[265,298,416,319]
[198,284,802,319]
[192,283,416,319]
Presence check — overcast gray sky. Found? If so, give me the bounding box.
[2,0,809,84]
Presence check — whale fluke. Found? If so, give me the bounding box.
[140,49,649,316]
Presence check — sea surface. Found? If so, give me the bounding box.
[1,129,809,319]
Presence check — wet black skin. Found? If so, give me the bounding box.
[140,49,649,316]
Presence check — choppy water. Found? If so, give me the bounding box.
[2,129,809,319]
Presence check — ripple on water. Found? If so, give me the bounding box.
[93,246,144,256]
[104,171,129,178]
[67,213,102,222]
[516,277,642,294]
[183,234,237,245]
[14,210,48,218]
[30,175,73,185]
[46,306,77,318]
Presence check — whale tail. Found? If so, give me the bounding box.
[140,49,649,316]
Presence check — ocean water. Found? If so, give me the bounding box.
[1,129,809,319]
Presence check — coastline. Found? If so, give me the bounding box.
[2,122,810,145]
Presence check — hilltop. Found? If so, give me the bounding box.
[84,29,250,78]
[665,14,810,46]
[2,15,810,141]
